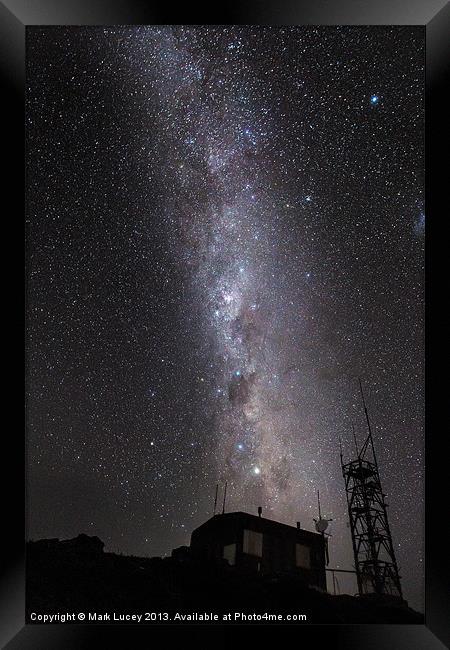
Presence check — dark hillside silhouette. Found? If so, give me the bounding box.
[26,535,423,624]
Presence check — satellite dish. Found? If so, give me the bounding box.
[315,518,329,534]
[313,490,332,535]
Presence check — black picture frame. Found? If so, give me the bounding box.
[2,1,448,647]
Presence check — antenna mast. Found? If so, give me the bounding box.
[222,481,227,515]
[314,490,332,566]
[340,379,403,600]
[352,421,359,456]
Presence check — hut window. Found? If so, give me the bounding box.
[296,543,311,568]
[243,529,263,557]
[223,543,236,566]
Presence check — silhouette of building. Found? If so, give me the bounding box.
[190,511,327,590]
[31,534,105,556]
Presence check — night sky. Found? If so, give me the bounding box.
[26,26,424,610]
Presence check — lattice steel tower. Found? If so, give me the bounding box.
[340,380,403,600]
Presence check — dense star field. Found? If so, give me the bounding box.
[26,27,424,609]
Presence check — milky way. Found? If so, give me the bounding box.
[27,26,424,609]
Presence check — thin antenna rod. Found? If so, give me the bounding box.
[222,481,227,514]
[213,483,218,516]
[317,490,322,519]
[358,378,379,468]
[351,422,358,456]
[359,378,372,436]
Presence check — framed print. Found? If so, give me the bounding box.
[1,0,448,647]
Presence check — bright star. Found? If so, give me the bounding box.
[253,466,261,475]
[370,94,379,104]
